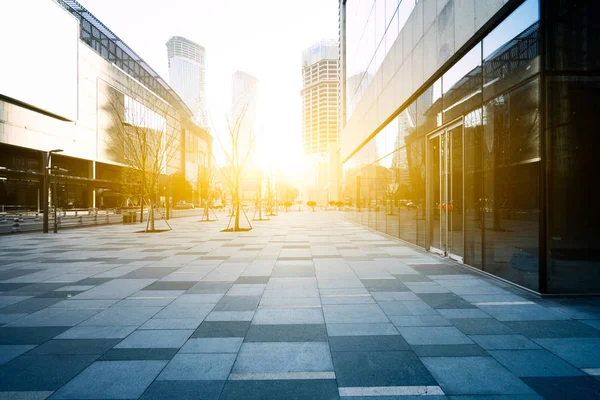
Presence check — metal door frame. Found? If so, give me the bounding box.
[426,118,464,262]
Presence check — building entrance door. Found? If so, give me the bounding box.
[428,122,464,261]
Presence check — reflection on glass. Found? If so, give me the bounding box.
[443,44,482,123]
[483,79,540,291]
[464,108,483,269]
[418,79,442,133]
[482,0,539,59]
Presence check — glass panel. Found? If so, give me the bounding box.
[547,76,600,293]
[429,134,443,251]
[448,125,463,258]
[545,0,600,71]
[418,78,442,133]
[464,108,484,269]
[482,79,540,291]
[483,0,540,101]
[443,44,482,123]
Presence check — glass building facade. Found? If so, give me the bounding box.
[340,0,600,294]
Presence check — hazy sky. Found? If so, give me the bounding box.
[80,0,339,177]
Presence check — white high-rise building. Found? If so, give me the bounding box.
[166,36,207,126]
[301,40,340,156]
[231,71,259,165]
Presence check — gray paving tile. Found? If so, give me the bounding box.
[504,320,600,339]
[0,327,69,345]
[521,376,600,400]
[244,324,327,342]
[140,380,225,400]
[214,296,261,312]
[470,335,541,350]
[0,345,35,365]
[418,293,476,309]
[100,348,178,361]
[180,338,243,353]
[489,350,584,377]
[0,298,62,314]
[72,279,156,300]
[220,379,339,400]
[232,342,333,373]
[326,323,399,336]
[4,308,99,327]
[329,335,409,352]
[252,308,324,325]
[451,318,515,335]
[192,321,250,338]
[80,306,162,326]
[52,360,167,399]
[398,327,473,345]
[534,338,600,368]
[322,304,389,324]
[422,356,535,395]
[115,330,193,348]
[412,344,489,357]
[389,315,453,327]
[0,354,98,391]
[477,304,567,321]
[139,318,203,330]
[27,339,119,355]
[332,351,436,387]
[158,353,236,380]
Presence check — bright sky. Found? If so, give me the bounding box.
[80,0,339,182]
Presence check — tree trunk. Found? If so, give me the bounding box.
[140,195,144,223]
[234,197,240,231]
[150,201,155,231]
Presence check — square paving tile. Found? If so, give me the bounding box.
[328,335,409,352]
[100,348,178,361]
[326,323,399,336]
[322,304,389,324]
[421,356,535,395]
[0,327,69,345]
[115,330,193,349]
[214,296,261,312]
[232,342,333,373]
[0,354,98,391]
[252,308,324,325]
[142,281,196,291]
[0,345,35,365]
[522,376,600,400]
[489,350,584,377]
[418,293,476,309]
[4,308,99,327]
[360,279,408,292]
[158,353,236,380]
[80,306,162,326]
[398,327,473,345]
[452,318,515,335]
[220,379,339,400]
[504,320,600,339]
[244,324,327,342]
[27,339,119,355]
[470,335,541,350]
[534,338,600,368]
[140,380,225,400]
[180,338,243,353]
[411,344,489,357]
[192,321,251,338]
[332,351,436,387]
[52,360,167,399]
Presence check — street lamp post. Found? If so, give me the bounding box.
[43,149,63,233]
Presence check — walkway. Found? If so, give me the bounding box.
[0,211,599,399]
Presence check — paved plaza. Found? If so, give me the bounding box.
[0,211,599,399]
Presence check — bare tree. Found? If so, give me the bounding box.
[199,154,219,222]
[215,104,255,231]
[100,81,181,232]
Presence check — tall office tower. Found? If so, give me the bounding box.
[166,36,207,126]
[231,71,259,165]
[301,40,340,156]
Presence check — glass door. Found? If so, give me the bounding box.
[428,123,464,261]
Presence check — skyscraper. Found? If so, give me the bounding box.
[166,36,207,126]
[301,40,340,156]
[231,71,259,165]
